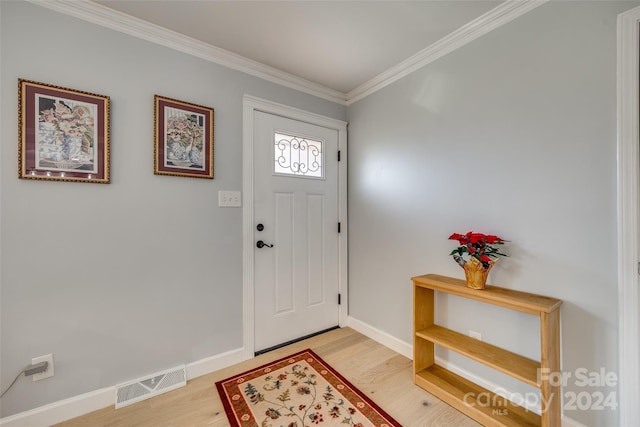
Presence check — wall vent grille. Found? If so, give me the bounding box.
[115,364,186,409]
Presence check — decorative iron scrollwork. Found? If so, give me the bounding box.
[274,133,322,177]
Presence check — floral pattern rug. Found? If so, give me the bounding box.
[215,349,402,427]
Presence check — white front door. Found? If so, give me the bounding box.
[253,110,340,352]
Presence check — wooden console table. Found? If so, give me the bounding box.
[412,274,562,427]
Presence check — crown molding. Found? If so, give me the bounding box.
[346,0,548,105]
[27,0,545,106]
[26,0,348,105]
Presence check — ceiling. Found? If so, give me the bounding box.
[96,1,504,95]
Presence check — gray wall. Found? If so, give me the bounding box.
[2,0,636,425]
[347,2,637,426]
[0,1,345,417]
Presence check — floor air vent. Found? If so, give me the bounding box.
[115,364,186,409]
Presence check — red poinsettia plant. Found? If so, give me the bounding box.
[449,231,508,269]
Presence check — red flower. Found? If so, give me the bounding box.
[448,233,468,245]
[265,408,281,419]
[449,231,508,269]
[309,412,324,424]
[297,386,311,395]
[468,232,488,244]
[485,235,503,244]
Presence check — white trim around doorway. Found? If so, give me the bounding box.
[617,6,640,426]
[242,95,348,360]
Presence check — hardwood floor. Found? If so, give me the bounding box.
[54,328,480,427]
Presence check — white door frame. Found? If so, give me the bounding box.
[242,95,348,359]
[617,6,640,426]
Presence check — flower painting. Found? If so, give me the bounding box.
[19,79,110,183]
[36,95,97,172]
[165,108,205,168]
[154,95,214,179]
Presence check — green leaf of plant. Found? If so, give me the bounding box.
[277,389,291,402]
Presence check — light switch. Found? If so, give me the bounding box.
[218,190,242,207]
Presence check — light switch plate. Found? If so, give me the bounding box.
[218,190,242,207]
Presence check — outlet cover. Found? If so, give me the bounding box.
[32,354,54,381]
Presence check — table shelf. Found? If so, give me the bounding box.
[412,274,561,427]
[415,365,541,427]
[416,325,540,387]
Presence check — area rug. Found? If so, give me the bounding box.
[216,348,402,427]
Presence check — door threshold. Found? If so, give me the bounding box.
[254,326,340,356]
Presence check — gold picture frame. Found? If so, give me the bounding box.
[154,95,214,179]
[18,79,110,183]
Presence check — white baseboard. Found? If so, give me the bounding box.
[560,415,588,427]
[0,347,245,427]
[0,387,114,427]
[185,347,245,380]
[345,316,412,359]
[345,316,584,427]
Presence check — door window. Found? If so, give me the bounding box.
[274,132,323,178]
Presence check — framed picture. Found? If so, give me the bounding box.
[154,95,214,179]
[18,79,110,183]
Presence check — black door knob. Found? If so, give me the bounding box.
[256,240,274,249]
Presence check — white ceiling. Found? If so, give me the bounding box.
[96,1,504,95]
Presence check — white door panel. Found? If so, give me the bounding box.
[254,111,339,352]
